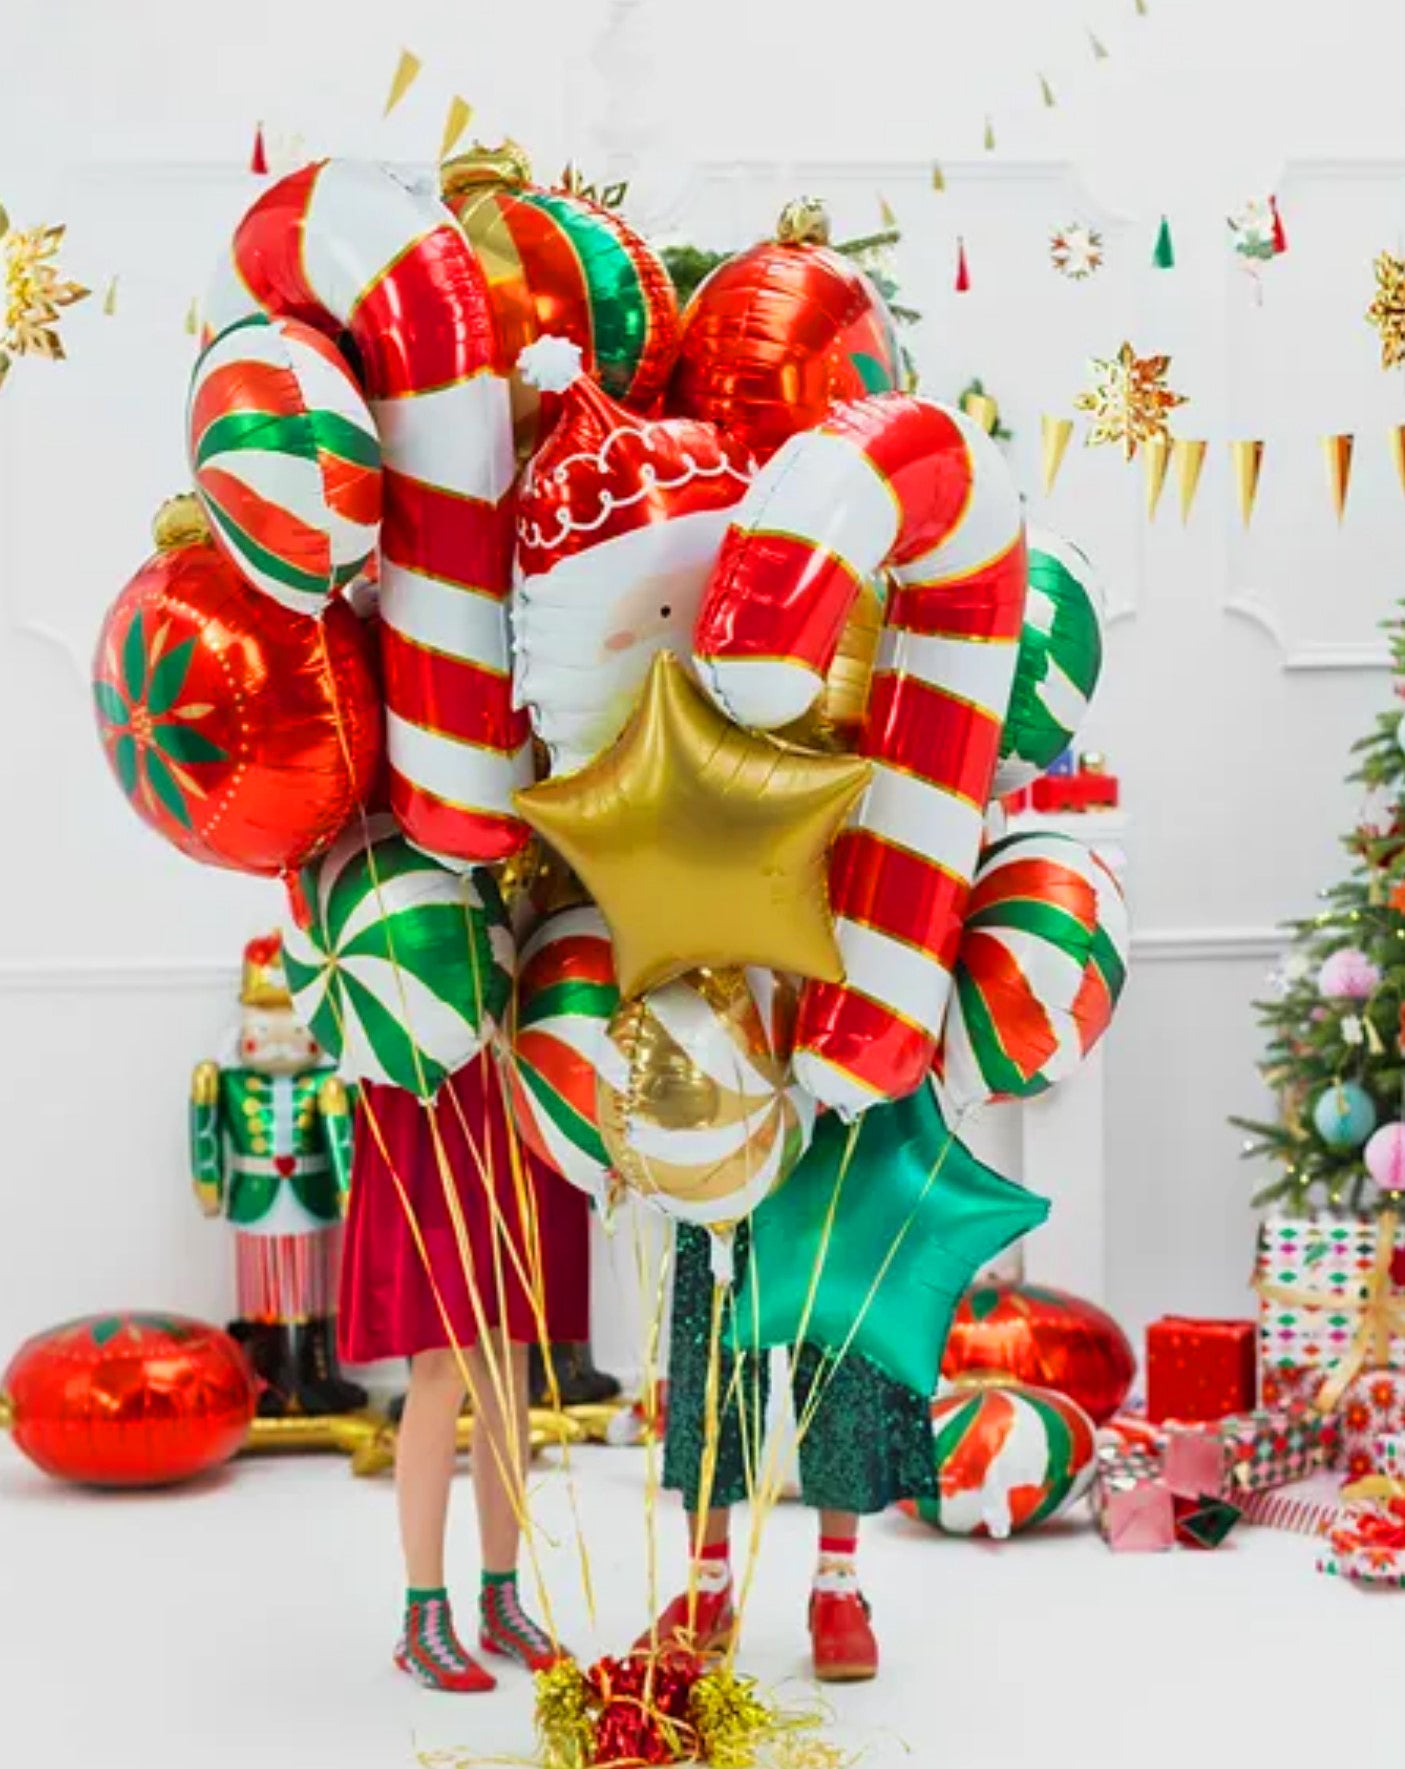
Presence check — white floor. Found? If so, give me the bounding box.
[0,1440,1395,1769]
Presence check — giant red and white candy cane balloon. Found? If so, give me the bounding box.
[203,160,531,863]
[694,394,1027,1113]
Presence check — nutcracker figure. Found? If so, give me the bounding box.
[190,934,367,1417]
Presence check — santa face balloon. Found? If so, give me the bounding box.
[512,336,752,774]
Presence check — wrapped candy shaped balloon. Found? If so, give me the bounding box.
[512,334,753,775]
[935,832,1129,1110]
[92,498,381,876]
[441,145,680,453]
[670,198,905,462]
[693,391,1028,1114]
[204,159,530,864]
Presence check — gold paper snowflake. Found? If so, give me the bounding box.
[1367,251,1405,370]
[1,206,89,386]
[1075,341,1186,459]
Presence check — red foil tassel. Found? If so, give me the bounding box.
[1270,195,1287,255]
[250,123,269,176]
[955,236,970,293]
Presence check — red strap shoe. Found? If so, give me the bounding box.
[634,1584,736,1656]
[809,1588,878,1683]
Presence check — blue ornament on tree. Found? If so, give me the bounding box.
[1312,1082,1378,1150]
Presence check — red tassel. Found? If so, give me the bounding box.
[955,236,970,293]
[250,122,269,176]
[1270,194,1287,255]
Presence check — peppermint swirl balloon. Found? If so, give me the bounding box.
[282,815,512,1098]
[507,904,620,1200]
[994,531,1105,796]
[936,832,1129,1110]
[189,314,382,616]
[904,1381,1097,1538]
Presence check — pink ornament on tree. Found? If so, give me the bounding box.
[1318,948,1382,1000]
[1365,1123,1405,1192]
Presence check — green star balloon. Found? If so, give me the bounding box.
[733,1084,1049,1396]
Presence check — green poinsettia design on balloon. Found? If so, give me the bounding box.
[93,610,226,828]
[53,1313,196,1347]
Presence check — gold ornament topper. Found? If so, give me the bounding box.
[1367,250,1405,370]
[441,139,533,198]
[557,162,629,209]
[1,206,89,387]
[776,197,832,247]
[1075,341,1186,460]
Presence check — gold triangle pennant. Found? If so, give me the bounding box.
[102,275,119,316]
[383,47,423,118]
[1390,425,1405,497]
[1174,438,1208,522]
[1089,28,1110,59]
[983,115,996,152]
[1039,73,1057,108]
[963,392,999,435]
[1143,434,1171,518]
[1324,433,1354,521]
[184,297,201,337]
[931,163,946,193]
[1041,415,1074,494]
[1230,439,1265,526]
[439,95,474,163]
[878,194,898,230]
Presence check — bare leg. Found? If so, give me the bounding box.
[397,1349,467,1589]
[469,1335,530,1574]
[690,1508,732,1553]
[818,1509,860,1554]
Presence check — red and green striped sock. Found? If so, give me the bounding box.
[478,1570,559,1671]
[398,1587,494,1691]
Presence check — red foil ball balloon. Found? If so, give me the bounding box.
[2,1313,255,1486]
[668,198,905,463]
[92,507,381,876]
[941,1282,1136,1426]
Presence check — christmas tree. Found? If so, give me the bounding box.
[1234,620,1405,1217]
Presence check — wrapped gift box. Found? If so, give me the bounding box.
[1256,1213,1405,1410]
[1172,1493,1240,1549]
[1316,1499,1405,1587]
[1145,1318,1257,1423]
[1338,1369,1405,1481]
[1163,1408,1329,1498]
[1373,1433,1405,1480]
[1240,1470,1353,1538]
[1090,1446,1174,1551]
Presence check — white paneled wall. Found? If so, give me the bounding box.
[2,0,1399,1369]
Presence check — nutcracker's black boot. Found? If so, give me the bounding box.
[230,1318,299,1417]
[294,1316,368,1415]
[530,1341,622,1408]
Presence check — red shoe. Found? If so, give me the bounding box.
[635,1584,736,1656]
[393,1637,497,1693]
[809,1589,878,1683]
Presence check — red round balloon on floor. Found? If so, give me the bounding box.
[941,1282,1136,1426]
[3,1313,255,1487]
[92,536,381,876]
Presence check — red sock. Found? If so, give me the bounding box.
[693,1537,731,1591]
[816,1534,859,1590]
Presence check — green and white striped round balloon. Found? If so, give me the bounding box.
[282,815,511,1098]
[189,313,382,617]
[936,831,1128,1111]
[993,530,1104,796]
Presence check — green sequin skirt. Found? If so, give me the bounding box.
[662,1224,937,1515]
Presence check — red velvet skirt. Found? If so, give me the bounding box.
[338,1051,591,1363]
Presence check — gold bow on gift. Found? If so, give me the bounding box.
[1255,1208,1405,1412]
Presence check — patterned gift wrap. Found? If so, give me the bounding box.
[1255,1212,1405,1412]
[1337,1368,1405,1482]
[1172,1493,1241,1550]
[1373,1432,1405,1479]
[1317,1546,1405,1586]
[1239,1471,1352,1538]
[1217,1408,1332,1494]
[1316,1499,1405,1586]
[1144,1317,1257,1423]
[1090,1444,1175,1551]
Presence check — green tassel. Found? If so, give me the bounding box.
[1152,214,1175,269]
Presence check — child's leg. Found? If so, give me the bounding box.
[394,1349,495,1692]
[469,1334,564,1670]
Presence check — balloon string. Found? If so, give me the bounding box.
[630,1201,674,1655]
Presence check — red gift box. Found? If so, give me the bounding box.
[1145,1317,1258,1424]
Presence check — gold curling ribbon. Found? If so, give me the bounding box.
[1041,414,1074,494]
[1324,433,1354,522]
[1174,438,1208,523]
[1230,439,1264,526]
[1252,1207,1405,1412]
[1143,434,1171,518]
[383,47,422,118]
[439,96,474,164]
[1390,425,1405,497]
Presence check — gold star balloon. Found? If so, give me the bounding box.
[514,652,871,998]
[1367,251,1405,370]
[1,207,89,386]
[1075,341,1186,459]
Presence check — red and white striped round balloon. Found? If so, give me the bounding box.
[693,392,1027,1115]
[202,160,531,864]
[189,313,381,616]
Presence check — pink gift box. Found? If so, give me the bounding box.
[1105,1482,1176,1551]
[1162,1429,1226,1500]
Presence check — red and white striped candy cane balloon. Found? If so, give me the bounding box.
[203,161,532,864]
[693,393,1026,1114]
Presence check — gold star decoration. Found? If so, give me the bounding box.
[1,205,89,387]
[1367,251,1405,370]
[515,652,872,999]
[1074,341,1186,459]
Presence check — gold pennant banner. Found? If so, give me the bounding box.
[1174,438,1207,523]
[1230,439,1264,526]
[1040,415,1073,494]
[383,47,423,118]
[1324,432,1354,522]
[1143,435,1171,518]
[440,95,474,164]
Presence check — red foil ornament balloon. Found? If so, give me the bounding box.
[668,198,905,464]
[92,500,381,876]
[941,1282,1136,1426]
[2,1313,255,1486]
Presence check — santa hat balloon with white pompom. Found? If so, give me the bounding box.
[511,335,754,775]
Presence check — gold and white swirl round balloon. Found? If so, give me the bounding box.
[597,967,815,1243]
